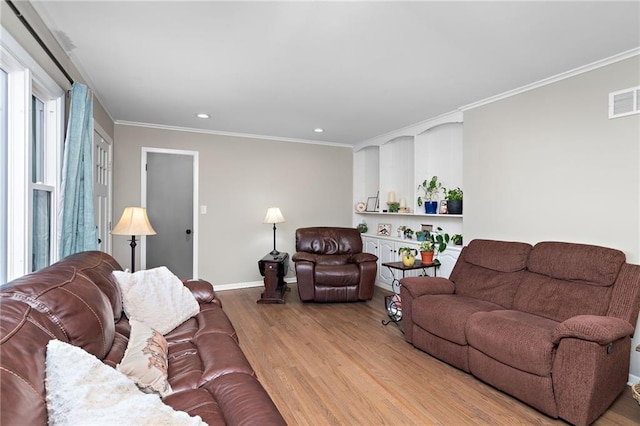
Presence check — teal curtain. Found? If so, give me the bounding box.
[59,83,97,257]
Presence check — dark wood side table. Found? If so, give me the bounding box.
[382,259,441,293]
[257,252,289,304]
[381,259,440,329]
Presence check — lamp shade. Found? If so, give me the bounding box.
[263,207,285,224]
[111,207,156,236]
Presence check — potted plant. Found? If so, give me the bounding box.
[431,227,451,257]
[419,240,435,264]
[417,176,442,214]
[452,234,463,245]
[415,230,427,241]
[444,187,463,215]
[398,247,417,267]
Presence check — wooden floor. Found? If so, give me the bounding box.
[217,284,640,425]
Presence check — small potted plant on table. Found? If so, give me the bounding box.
[419,241,435,264]
[398,247,417,267]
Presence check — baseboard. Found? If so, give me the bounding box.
[213,278,297,292]
[374,281,393,292]
[628,373,639,386]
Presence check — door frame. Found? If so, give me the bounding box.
[93,120,113,254]
[141,147,199,277]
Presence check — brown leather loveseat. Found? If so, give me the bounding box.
[400,239,640,425]
[0,251,285,425]
[293,227,378,302]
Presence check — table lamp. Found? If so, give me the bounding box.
[111,207,156,272]
[263,207,285,256]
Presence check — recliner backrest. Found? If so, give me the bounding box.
[295,227,363,255]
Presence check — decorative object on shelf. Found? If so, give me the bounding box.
[398,247,417,267]
[417,176,443,214]
[111,206,156,272]
[439,200,448,214]
[400,226,414,239]
[263,207,285,256]
[356,220,368,233]
[377,223,391,236]
[387,191,396,204]
[355,201,366,212]
[365,196,378,212]
[388,202,400,212]
[421,224,433,232]
[452,234,463,245]
[444,187,463,214]
[419,240,435,264]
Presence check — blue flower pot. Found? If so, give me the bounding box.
[425,201,438,214]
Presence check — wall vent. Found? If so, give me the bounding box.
[609,86,640,118]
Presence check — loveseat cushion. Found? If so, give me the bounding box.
[527,241,625,286]
[463,239,532,273]
[412,294,504,345]
[449,240,532,308]
[513,272,612,322]
[466,310,559,377]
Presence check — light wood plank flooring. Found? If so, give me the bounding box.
[216,284,640,425]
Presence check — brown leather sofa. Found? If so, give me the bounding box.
[0,251,285,425]
[400,239,640,426]
[292,227,377,302]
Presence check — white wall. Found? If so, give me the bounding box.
[113,124,353,286]
[463,55,640,379]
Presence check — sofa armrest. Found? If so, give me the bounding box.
[552,315,634,345]
[292,252,317,263]
[350,252,378,264]
[400,276,455,298]
[183,279,217,305]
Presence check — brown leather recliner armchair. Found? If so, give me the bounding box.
[292,227,378,302]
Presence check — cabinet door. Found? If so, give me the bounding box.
[378,239,396,285]
[436,246,461,279]
[363,236,378,257]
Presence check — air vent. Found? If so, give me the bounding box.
[609,86,640,118]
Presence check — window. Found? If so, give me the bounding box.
[0,69,7,283]
[1,27,64,281]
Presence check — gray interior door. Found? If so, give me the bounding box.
[146,152,193,279]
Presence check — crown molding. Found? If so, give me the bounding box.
[461,47,640,112]
[115,120,353,149]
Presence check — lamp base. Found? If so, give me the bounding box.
[270,249,280,256]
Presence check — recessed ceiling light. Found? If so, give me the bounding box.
[196,113,210,119]
[314,128,324,133]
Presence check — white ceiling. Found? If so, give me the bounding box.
[30,1,640,145]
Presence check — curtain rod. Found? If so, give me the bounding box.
[5,0,74,85]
